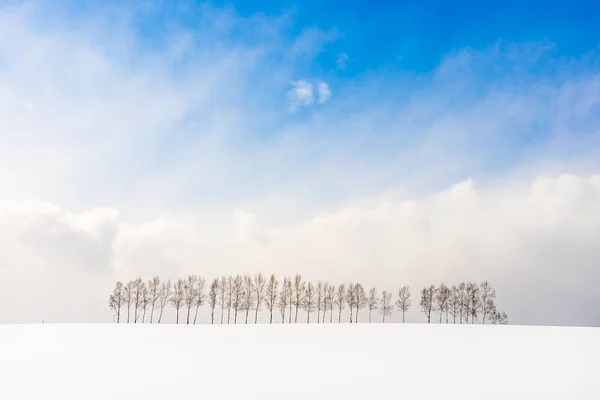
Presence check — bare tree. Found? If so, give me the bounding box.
[479,281,496,324]
[253,273,266,324]
[109,281,124,323]
[132,278,145,323]
[147,276,161,323]
[292,274,305,323]
[354,283,367,323]
[420,285,436,324]
[458,282,467,324]
[242,275,255,324]
[303,282,316,323]
[265,274,279,324]
[278,279,289,323]
[345,283,355,323]
[124,281,134,323]
[208,278,219,324]
[396,286,411,323]
[367,287,378,323]
[141,283,149,323]
[434,283,451,323]
[231,275,244,324]
[226,276,234,324]
[218,276,227,324]
[171,279,185,324]
[157,280,172,324]
[183,275,199,325]
[316,281,324,324]
[449,285,460,324]
[493,310,508,325]
[380,290,393,323]
[335,284,346,323]
[193,276,206,324]
[467,282,480,324]
[285,277,293,323]
[326,284,335,323]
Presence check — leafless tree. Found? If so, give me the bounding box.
[253,273,266,324]
[458,282,467,324]
[170,279,185,324]
[278,279,289,323]
[242,275,255,324]
[265,274,279,324]
[124,280,134,323]
[434,283,451,323]
[345,283,355,323]
[157,280,172,324]
[226,276,234,324]
[303,282,316,323]
[285,277,293,323]
[292,274,305,323]
[132,278,145,323]
[335,284,346,323]
[467,282,480,324]
[396,286,411,323]
[449,285,460,324]
[193,276,206,324]
[380,290,393,323]
[316,281,324,323]
[326,284,335,323]
[354,283,367,323]
[147,276,161,323]
[231,275,244,324]
[109,281,124,323]
[367,287,378,323]
[479,281,496,324]
[491,310,508,325]
[208,278,219,324]
[183,275,199,325]
[420,285,436,324]
[218,276,227,324]
[141,283,149,323]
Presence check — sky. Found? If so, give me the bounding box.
[0,0,600,326]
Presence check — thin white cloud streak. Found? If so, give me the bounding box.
[0,3,600,325]
[317,81,331,103]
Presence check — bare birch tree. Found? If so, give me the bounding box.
[479,281,496,324]
[208,278,219,324]
[157,280,172,324]
[285,277,293,323]
[345,283,355,323]
[420,285,436,324]
[367,287,378,323]
[396,286,411,323]
[147,276,161,323]
[449,285,460,324]
[354,283,367,323]
[227,276,234,324]
[242,275,255,324]
[109,281,124,323]
[231,275,244,324]
[458,282,467,324]
[326,284,335,323]
[303,282,316,323]
[278,280,289,324]
[265,274,278,324]
[218,276,227,324]
[335,284,346,323]
[316,281,324,324]
[434,283,451,323]
[171,279,185,324]
[292,274,305,323]
[141,283,149,323]
[183,275,199,325]
[253,273,266,324]
[380,290,393,323]
[467,282,480,324]
[132,278,145,323]
[124,280,134,323]
[193,276,206,324]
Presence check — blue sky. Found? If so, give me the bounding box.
[1,0,600,325]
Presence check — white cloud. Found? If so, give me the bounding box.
[337,52,349,69]
[288,80,314,110]
[317,81,332,104]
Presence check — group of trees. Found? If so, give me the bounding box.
[109,274,508,325]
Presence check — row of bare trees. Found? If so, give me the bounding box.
[109,274,507,325]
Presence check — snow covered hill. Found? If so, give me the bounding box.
[0,324,598,399]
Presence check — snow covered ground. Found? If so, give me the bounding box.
[0,323,598,399]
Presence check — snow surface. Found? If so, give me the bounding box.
[0,324,598,399]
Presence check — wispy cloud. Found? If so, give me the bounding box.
[317,81,331,104]
[337,52,349,69]
[288,80,314,110]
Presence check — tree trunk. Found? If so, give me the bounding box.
[369,310,372,323]
[193,305,200,324]
[176,308,180,324]
[288,304,292,324]
[158,307,164,324]
[255,309,259,324]
[349,307,353,323]
[338,309,342,323]
[330,309,333,323]
[234,310,238,324]
[317,309,320,324]
[307,312,310,323]
[245,309,249,324]
[270,310,273,324]
[211,308,214,324]
[186,307,191,324]
[127,305,130,323]
[355,308,359,323]
[227,307,231,324]
[220,307,224,324]
[295,305,299,323]
[402,311,405,323]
